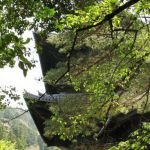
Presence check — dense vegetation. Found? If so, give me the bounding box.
[0,140,17,150]
[0,108,55,150]
[0,0,150,149]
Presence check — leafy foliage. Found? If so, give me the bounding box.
[44,94,99,141]
[0,0,55,75]
[58,0,117,30]
[42,0,150,148]
[109,122,150,150]
[0,140,17,150]
[0,0,150,149]
[0,108,52,150]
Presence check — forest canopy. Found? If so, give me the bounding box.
[0,0,150,149]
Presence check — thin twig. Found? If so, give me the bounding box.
[2,109,29,123]
[54,31,78,84]
[142,78,150,113]
[109,19,114,40]
[94,117,111,139]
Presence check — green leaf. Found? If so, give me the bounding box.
[18,61,27,77]
[22,38,30,44]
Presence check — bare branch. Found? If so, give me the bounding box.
[54,31,78,84]
[94,117,111,139]
[1,109,29,123]
[109,19,114,40]
[142,77,150,113]
[124,92,147,107]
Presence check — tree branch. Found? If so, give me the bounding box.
[77,0,140,32]
[1,109,29,123]
[142,77,150,113]
[53,0,140,84]
[54,31,78,84]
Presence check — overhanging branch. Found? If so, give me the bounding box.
[55,0,140,84]
[77,0,140,32]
